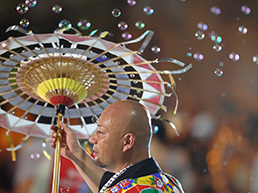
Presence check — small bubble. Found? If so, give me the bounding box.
[238,25,248,34]
[130,74,135,78]
[118,21,128,30]
[77,19,91,30]
[214,68,223,76]
[253,54,258,64]
[203,169,207,173]
[133,80,138,84]
[58,19,72,31]
[221,92,226,97]
[135,21,145,29]
[42,142,46,148]
[143,6,154,15]
[195,31,205,40]
[193,52,204,61]
[16,3,29,14]
[52,4,62,14]
[229,52,240,62]
[210,6,221,15]
[20,18,30,28]
[197,22,208,31]
[241,5,251,15]
[153,126,159,134]
[151,46,161,54]
[186,52,192,57]
[219,61,224,66]
[122,32,132,40]
[223,161,227,166]
[112,8,121,17]
[132,95,137,99]
[213,44,222,52]
[25,0,37,8]
[127,0,136,6]
[136,90,141,94]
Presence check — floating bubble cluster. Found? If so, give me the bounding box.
[25,0,37,8]
[238,25,248,34]
[213,44,222,52]
[197,22,208,31]
[52,4,62,14]
[195,31,205,40]
[241,5,251,15]
[143,6,154,15]
[135,21,145,29]
[77,19,91,30]
[16,3,29,14]
[253,55,258,64]
[118,21,128,30]
[214,68,223,77]
[127,0,136,6]
[122,32,132,40]
[58,19,72,30]
[151,46,161,54]
[193,52,204,61]
[210,6,221,15]
[229,52,240,62]
[20,18,30,27]
[112,8,121,17]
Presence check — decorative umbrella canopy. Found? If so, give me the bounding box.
[0,29,191,142]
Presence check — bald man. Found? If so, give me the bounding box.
[50,100,184,193]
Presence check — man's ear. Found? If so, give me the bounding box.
[123,133,135,152]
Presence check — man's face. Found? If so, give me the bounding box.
[89,110,125,170]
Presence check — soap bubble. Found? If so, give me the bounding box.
[238,25,248,34]
[25,0,37,8]
[52,4,62,14]
[210,6,221,15]
[195,31,205,40]
[122,32,132,40]
[229,52,240,62]
[143,6,154,15]
[209,31,222,44]
[112,8,121,17]
[186,52,192,57]
[58,19,72,31]
[197,22,208,31]
[214,68,223,76]
[241,5,251,15]
[213,44,222,52]
[30,153,40,160]
[16,3,29,14]
[252,54,258,64]
[193,52,204,61]
[127,0,136,6]
[20,18,30,28]
[135,21,145,29]
[151,46,161,54]
[118,21,128,30]
[77,19,91,30]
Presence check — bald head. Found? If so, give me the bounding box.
[100,100,152,148]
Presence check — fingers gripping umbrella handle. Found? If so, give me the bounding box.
[52,112,63,193]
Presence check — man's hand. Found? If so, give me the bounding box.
[50,121,83,160]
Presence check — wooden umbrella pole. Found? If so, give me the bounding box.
[52,112,63,193]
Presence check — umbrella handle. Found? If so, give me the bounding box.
[51,112,63,193]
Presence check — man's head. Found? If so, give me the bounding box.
[89,100,152,172]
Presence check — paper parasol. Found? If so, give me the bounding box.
[0,27,191,193]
